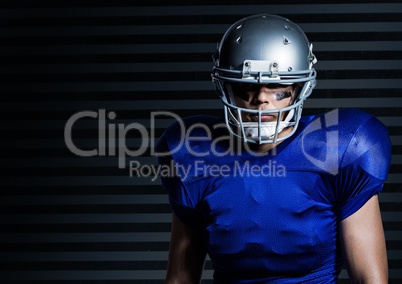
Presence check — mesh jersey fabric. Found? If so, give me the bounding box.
[156,108,391,283]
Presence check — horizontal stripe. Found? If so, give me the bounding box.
[3,250,402,262]
[5,137,402,153]
[0,119,178,130]
[1,135,402,150]
[2,154,401,168]
[1,212,401,224]
[0,139,158,149]
[4,269,402,281]
[316,60,402,70]
[0,4,401,19]
[0,176,163,186]
[0,232,170,242]
[1,193,401,205]
[2,231,401,243]
[0,116,400,131]
[2,97,402,110]
[1,41,401,55]
[379,193,402,203]
[1,212,401,227]
[392,155,402,164]
[304,97,402,107]
[2,79,402,93]
[0,194,168,205]
[0,157,158,167]
[0,213,172,224]
[2,22,402,37]
[1,173,401,186]
[2,60,402,75]
[0,270,169,281]
[328,269,402,280]
[1,251,169,262]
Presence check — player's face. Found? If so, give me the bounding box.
[229,83,294,122]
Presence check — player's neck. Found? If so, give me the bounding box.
[247,141,282,154]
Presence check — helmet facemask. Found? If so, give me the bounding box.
[214,78,315,144]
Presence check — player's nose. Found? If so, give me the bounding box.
[253,85,272,105]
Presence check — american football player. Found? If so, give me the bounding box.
[157,14,391,283]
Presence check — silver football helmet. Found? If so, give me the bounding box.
[211,14,317,144]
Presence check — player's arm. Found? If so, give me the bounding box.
[166,212,207,284]
[339,194,388,283]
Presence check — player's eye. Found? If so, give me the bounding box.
[226,83,254,101]
[275,91,292,101]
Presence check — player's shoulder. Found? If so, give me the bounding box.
[300,108,386,137]
[299,108,390,153]
[338,108,383,130]
[290,108,390,174]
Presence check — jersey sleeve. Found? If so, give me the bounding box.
[335,114,391,220]
[155,125,204,227]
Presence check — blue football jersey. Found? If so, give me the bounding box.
[156,108,391,283]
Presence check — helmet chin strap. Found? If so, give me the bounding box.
[242,109,295,140]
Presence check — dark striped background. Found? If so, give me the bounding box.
[1,1,401,283]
